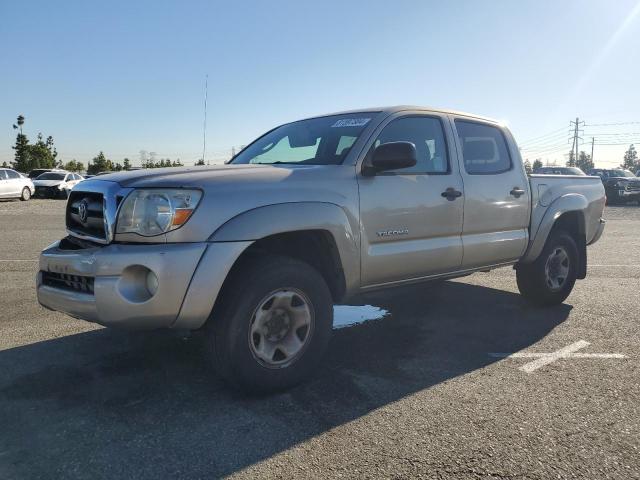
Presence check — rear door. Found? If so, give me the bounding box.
[357,112,464,287]
[5,169,23,196]
[0,170,8,197]
[451,117,530,268]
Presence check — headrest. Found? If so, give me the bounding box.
[464,139,495,161]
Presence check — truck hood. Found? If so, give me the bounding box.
[77,163,359,243]
[94,164,328,189]
[605,176,640,184]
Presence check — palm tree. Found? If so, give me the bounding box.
[16,115,25,135]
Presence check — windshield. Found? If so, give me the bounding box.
[610,170,635,178]
[36,172,66,180]
[231,113,377,165]
[28,169,48,178]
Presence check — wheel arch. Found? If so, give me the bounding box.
[209,202,360,301]
[522,194,588,278]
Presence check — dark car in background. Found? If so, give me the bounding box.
[533,166,586,175]
[588,169,640,205]
[27,168,62,179]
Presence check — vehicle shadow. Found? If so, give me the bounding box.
[0,281,570,478]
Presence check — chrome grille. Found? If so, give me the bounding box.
[66,191,106,241]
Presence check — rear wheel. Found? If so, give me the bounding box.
[20,187,31,201]
[516,230,578,306]
[206,255,333,394]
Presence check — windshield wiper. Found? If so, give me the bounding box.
[254,161,301,165]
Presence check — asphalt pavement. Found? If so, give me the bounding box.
[0,199,638,479]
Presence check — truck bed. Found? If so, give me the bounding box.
[528,174,606,250]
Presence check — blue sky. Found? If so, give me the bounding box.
[1,0,639,168]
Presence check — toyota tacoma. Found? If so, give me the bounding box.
[37,106,606,392]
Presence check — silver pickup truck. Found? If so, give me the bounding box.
[37,106,606,392]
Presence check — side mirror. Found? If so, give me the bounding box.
[362,141,417,176]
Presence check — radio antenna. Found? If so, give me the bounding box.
[202,74,208,165]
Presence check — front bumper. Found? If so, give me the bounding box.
[617,189,640,198]
[34,186,64,198]
[587,218,606,246]
[37,239,250,329]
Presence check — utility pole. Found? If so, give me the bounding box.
[574,118,579,165]
[591,137,595,164]
[568,117,584,166]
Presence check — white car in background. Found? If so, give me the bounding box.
[0,168,35,201]
[33,171,84,199]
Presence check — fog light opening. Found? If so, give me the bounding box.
[118,265,158,303]
[146,270,159,296]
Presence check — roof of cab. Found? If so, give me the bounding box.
[297,105,500,124]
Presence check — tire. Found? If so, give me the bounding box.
[516,230,578,306]
[20,187,31,201]
[206,255,333,394]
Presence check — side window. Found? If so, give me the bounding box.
[455,120,512,174]
[0,170,7,180]
[6,170,20,179]
[373,116,449,174]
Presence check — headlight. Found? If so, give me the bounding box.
[116,189,202,237]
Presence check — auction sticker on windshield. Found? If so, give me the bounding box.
[331,118,371,128]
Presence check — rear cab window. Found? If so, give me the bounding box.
[455,120,512,174]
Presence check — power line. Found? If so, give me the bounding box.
[522,143,570,154]
[585,121,640,127]
[518,126,568,144]
[519,131,572,148]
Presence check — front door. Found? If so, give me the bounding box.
[452,117,530,269]
[358,113,464,287]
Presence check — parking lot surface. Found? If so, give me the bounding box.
[0,199,638,479]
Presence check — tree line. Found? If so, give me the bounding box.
[6,115,187,175]
[524,144,638,174]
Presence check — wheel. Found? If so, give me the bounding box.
[206,255,333,394]
[516,230,578,306]
[20,187,31,201]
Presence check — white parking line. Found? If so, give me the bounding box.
[489,340,627,373]
[589,264,640,267]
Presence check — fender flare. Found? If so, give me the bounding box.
[210,202,360,295]
[521,193,588,264]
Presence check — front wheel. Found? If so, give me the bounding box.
[516,231,578,306]
[20,187,31,201]
[206,255,333,394]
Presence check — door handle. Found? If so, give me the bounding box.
[441,187,462,201]
[510,187,525,198]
